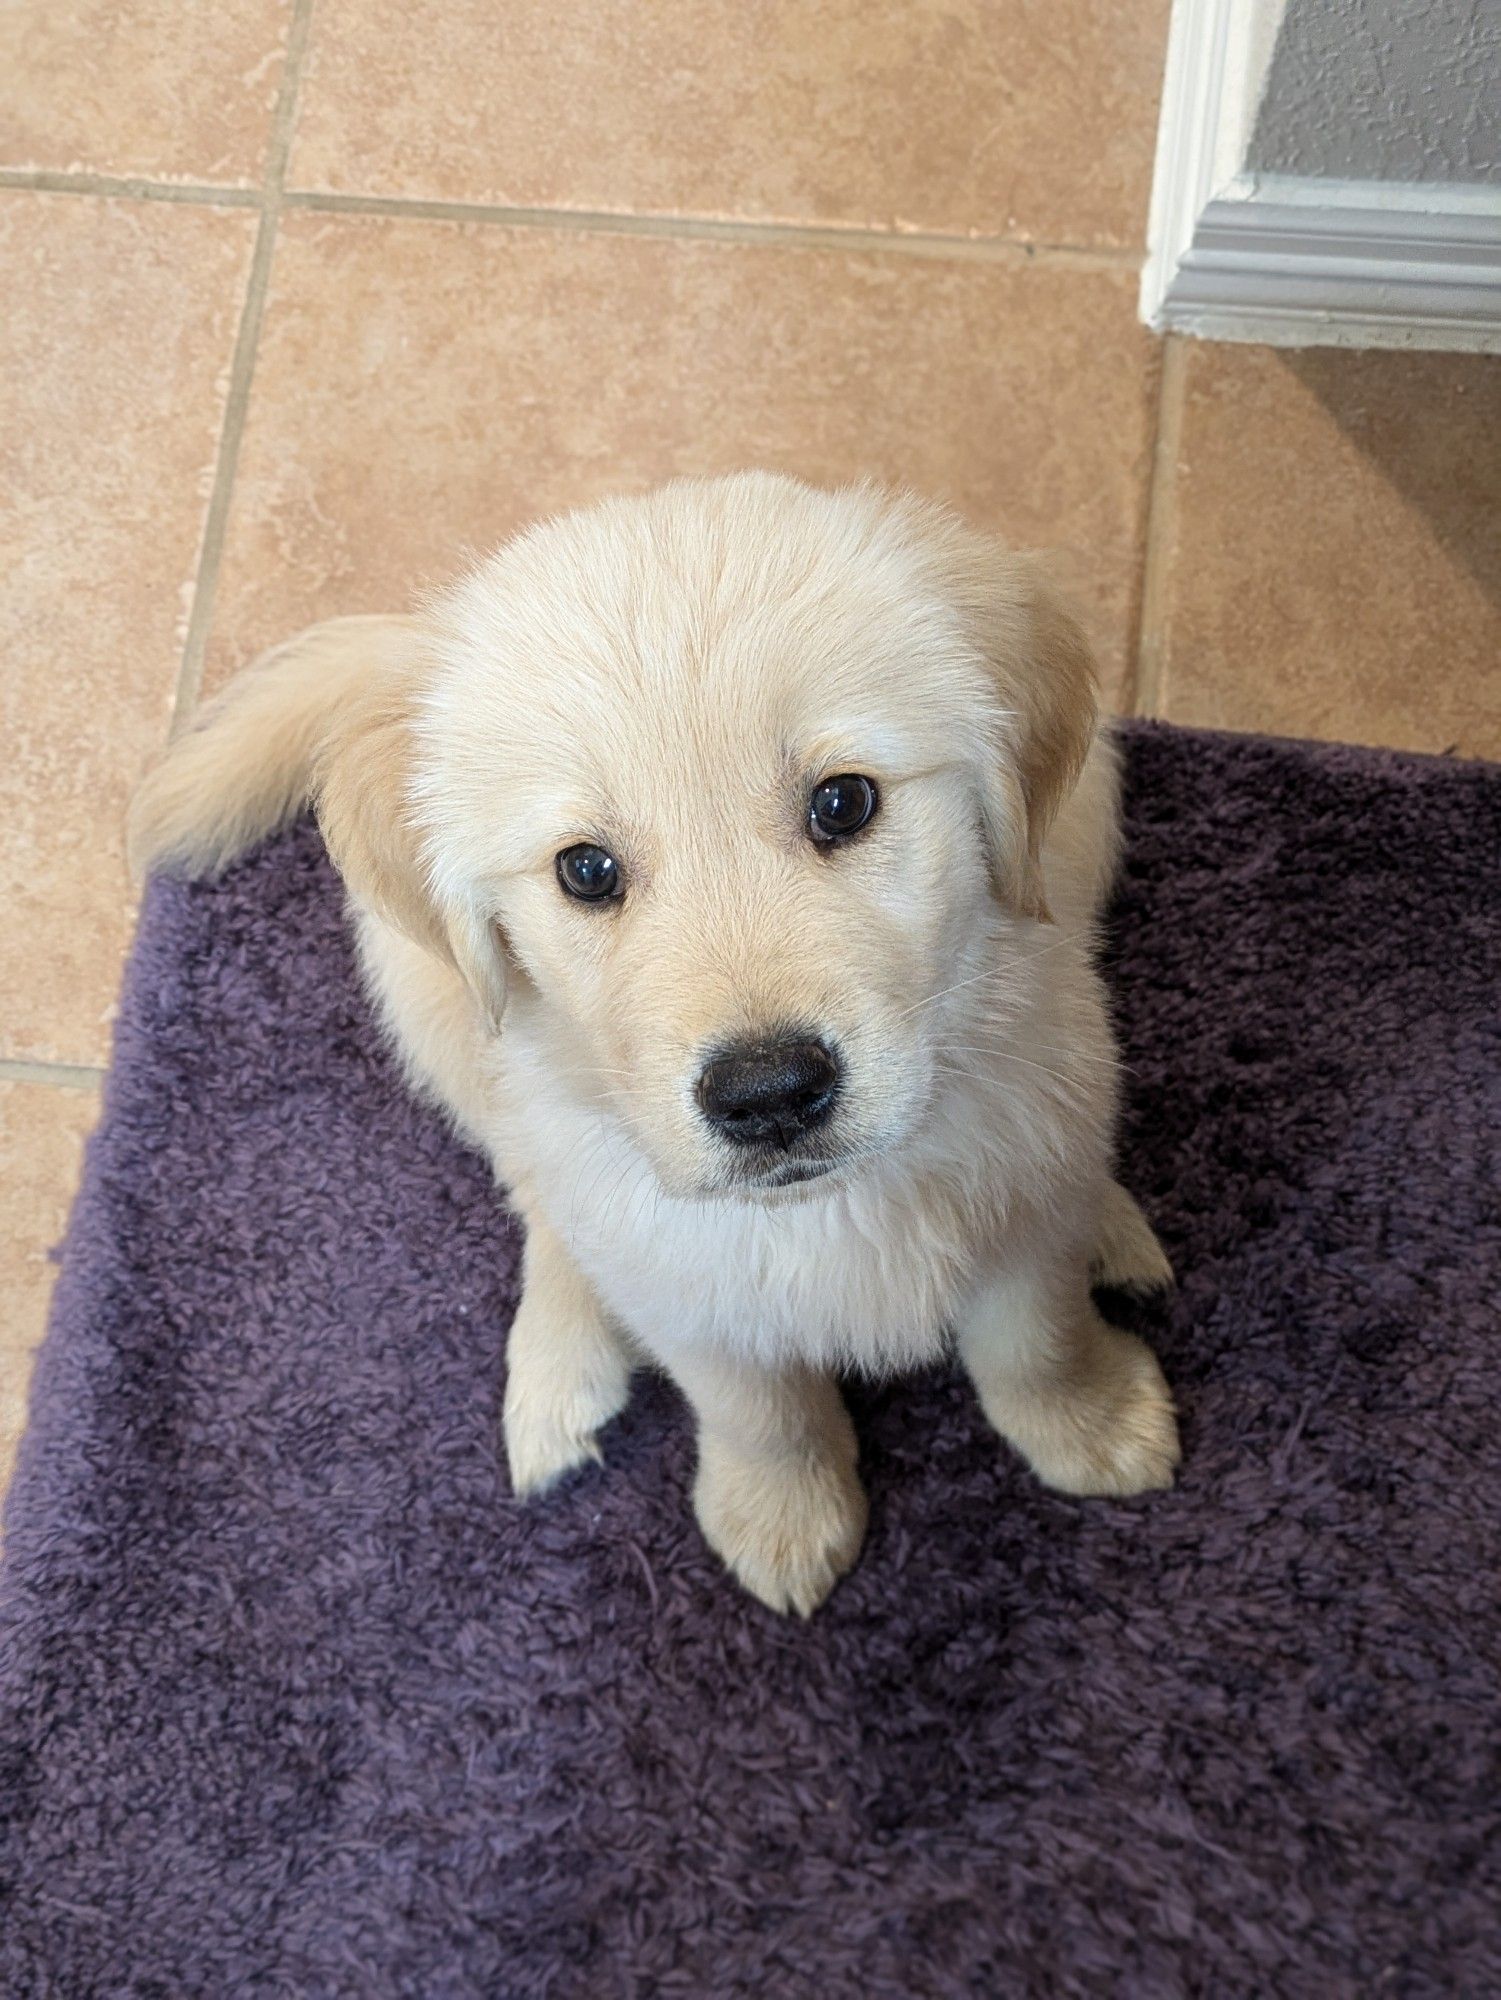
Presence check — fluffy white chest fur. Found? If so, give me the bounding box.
[501,1057,999,1376]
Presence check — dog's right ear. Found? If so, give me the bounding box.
[128,611,509,1034]
[315,666,510,1034]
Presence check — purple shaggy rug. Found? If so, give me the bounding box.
[3,723,1498,1997]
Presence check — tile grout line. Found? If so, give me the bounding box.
[1127,335,1189,720]
[0,168,262,207]
[1120,336,1176,720]
[0,1058,107,1093]
[166,0,317,739]
[1117,345,1169,718]
[0,166,1142,273]
[280,191,1145,270]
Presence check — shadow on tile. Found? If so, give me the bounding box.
[1277,346,1501,615]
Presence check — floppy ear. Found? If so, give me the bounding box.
[969,558,1099,924]
[891,498,1098,922]
[924,532,1096,928]
[314,665,510,1032]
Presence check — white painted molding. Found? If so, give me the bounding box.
[1141,0,1501,352]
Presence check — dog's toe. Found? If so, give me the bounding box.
[694,1441,868,1617]
[1022,1329,1181,1499]
[503,1363,631,1499]
[504,1410,602,1498]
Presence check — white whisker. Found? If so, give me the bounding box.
[932,1047,1086,1090]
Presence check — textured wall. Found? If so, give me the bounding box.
[1249,0,1501,183]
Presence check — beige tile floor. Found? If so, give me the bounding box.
[2,0,1499,1504]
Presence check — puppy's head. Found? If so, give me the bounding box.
[324,474,1096,1200]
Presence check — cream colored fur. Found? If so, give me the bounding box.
[130,472,1178,1616]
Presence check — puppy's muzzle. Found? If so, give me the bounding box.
[696,1037,841,1151]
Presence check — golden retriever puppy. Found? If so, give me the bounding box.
[131,471,1177,1615]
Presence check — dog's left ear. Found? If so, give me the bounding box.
[976,562,1098,922]
[895,500,1098,922]
[934,544,1095,924]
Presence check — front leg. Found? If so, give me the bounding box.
[662,1343,867,1618]
[958,1248,1179,1497]
[503,1209,634,1496]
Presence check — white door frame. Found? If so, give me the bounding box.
[1140,0,1501,353]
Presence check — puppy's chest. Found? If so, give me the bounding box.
[519,1122,970,1373]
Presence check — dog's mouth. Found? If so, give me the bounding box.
[733,1161,842,1207]
[729,1145,867,1202]
[754,1159,837,1189]
[686,1148,847,1204]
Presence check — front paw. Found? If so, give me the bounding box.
[502,1303,633,1498]
[992,1327,1181,1499]
[693,1438,868,1617]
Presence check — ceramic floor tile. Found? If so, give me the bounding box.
[0,0,294,186]
[0,1080,98,1509]
[1156,343,1501,757]
[289,0,1170,248]
[0,193,258,1065]
[203,213,1158,706]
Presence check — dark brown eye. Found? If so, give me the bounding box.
[556,843,622,903]
[809,774,878,843]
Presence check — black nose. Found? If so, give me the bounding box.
[696,1038,841,1149]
